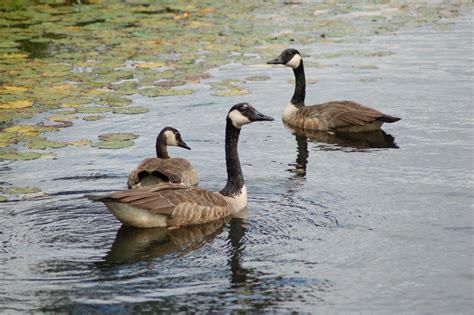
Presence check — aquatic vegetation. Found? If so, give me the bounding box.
[246,75,271,81]
[211,79,250,97]
[0,0,469,160]
[0,149,42,160]
[92,132,138,149]
[0,186,41,195]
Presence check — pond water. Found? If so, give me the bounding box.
[1,9,472,314]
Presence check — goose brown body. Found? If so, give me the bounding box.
[268,48,400,132]
[284,100,399,132]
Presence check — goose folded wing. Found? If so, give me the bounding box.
[134,158,183,183]
[158,158,194,183]
[96,183,231,226]
[309,101,385,128]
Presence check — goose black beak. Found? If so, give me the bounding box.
[179,141,191,150]
[267,56,284,65]
[253,110,274,122]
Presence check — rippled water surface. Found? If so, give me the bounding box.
[1,11,473,314]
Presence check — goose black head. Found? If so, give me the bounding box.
[267,48,302,69]
[161,127,191,150]
[227,103,274,128]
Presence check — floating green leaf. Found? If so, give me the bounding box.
[77,107,111,114]
[92,140,135,149]
[0,186,41,195]
[0,150,41,161]
[98,133,138,141]
[112,107,148,114]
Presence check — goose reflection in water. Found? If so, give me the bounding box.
[284,122,399,153]
[104,219,228,263]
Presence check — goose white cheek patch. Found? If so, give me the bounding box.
[164,130,178,146]
[228,110,251,128]
[286,54,301,69]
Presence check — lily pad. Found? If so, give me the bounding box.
[213,88,250,97]
[3,125,40,136]
[98,133,138,141]
[26,139,67,150]
[0,150,41,161]
[92,139,135,149]
[0,186,41,194]
[112,107,148,114]
[0,100,33,109]
[47,115,76,122]
[135,62,165,69]
[245,75,271,81]
[77,107,110,114]
[83,115,104,121]
[67,139,91,146]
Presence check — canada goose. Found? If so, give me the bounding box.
[87,103,274,228]
[127,127,198,189]
[267,48,400,132]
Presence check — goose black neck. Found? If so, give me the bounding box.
[155,132,170,159]
[291,61,306,107]
[220,119,244,197]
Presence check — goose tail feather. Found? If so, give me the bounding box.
[379,114,401,123]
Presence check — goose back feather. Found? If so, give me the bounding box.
[127,157,198,188]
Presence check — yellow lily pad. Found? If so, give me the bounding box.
[0,100,33,109]
[135,62,165,69]
[2,85,28,93]
[48,115,76,122]
[68,139,91,146]
[213,88,250,97]
[0,186,41,194]
[3,125,40,136]
[1,53,28,60]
